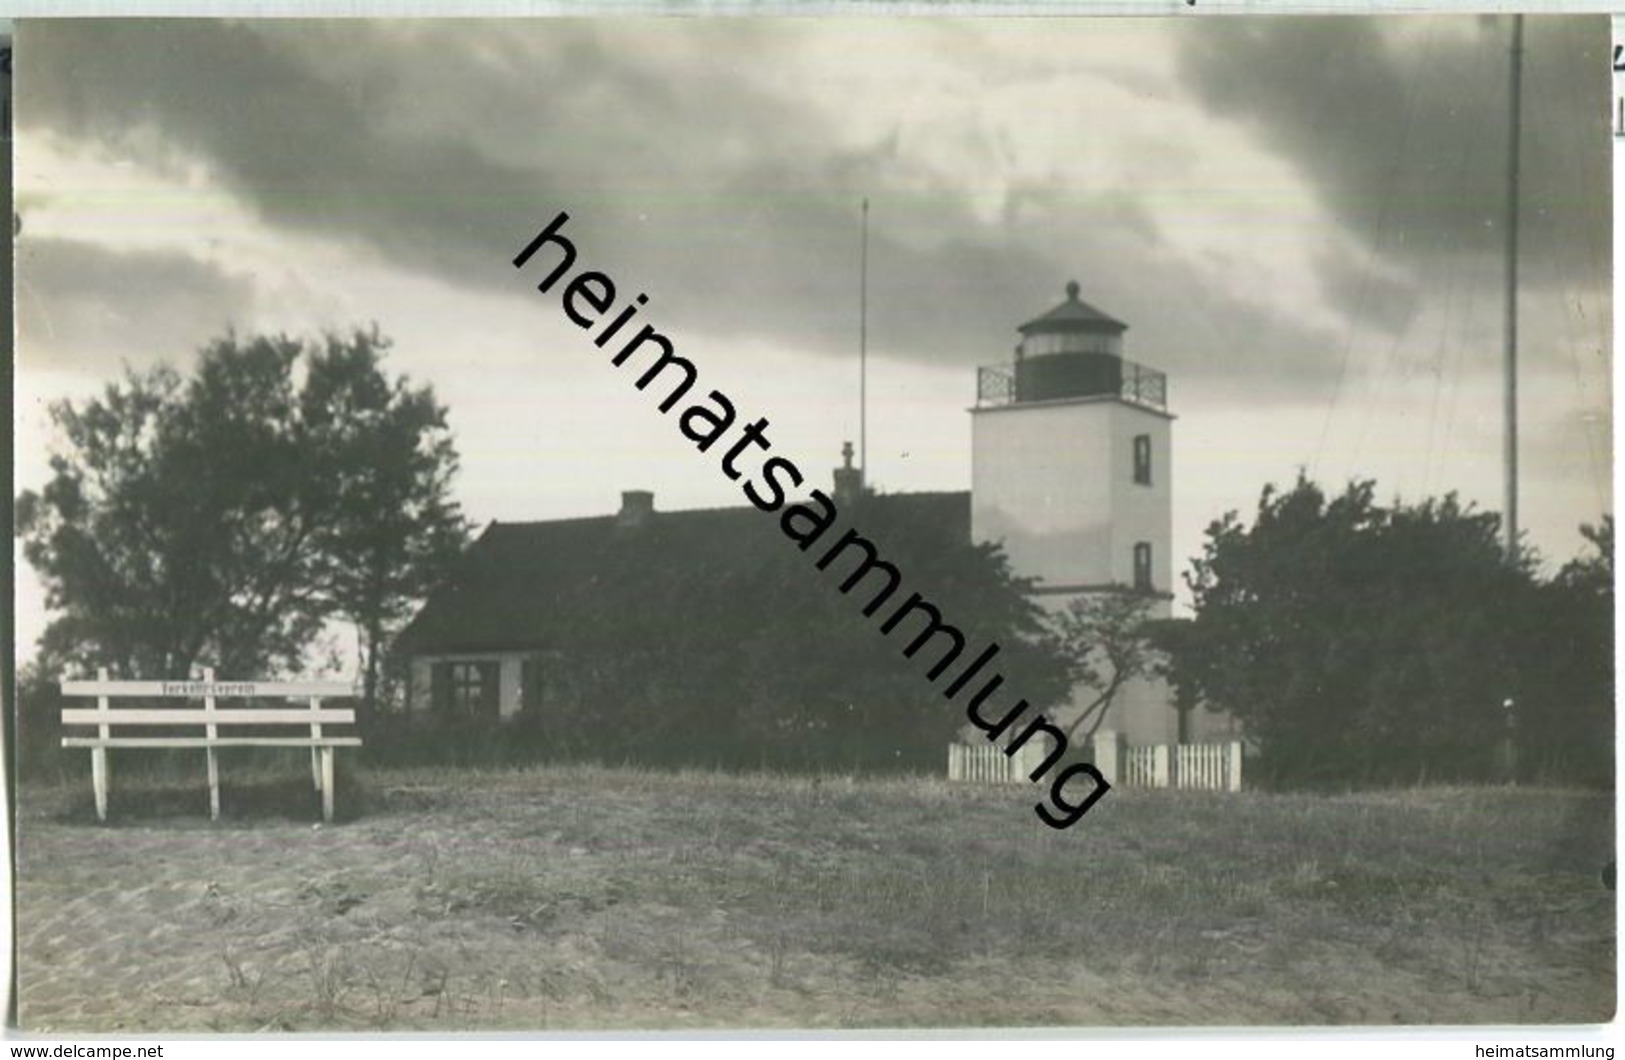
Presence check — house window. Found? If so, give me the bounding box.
[1133,434,1152,486]
[1133,542,1153,591]
[433,660,499,720]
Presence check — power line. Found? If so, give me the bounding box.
[1312,18,1438,478]
[1426,18,1496,496]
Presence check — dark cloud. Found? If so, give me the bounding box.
[1179,16,1610,304]
[1315,250,1422,335]
[22,20,550,293]
[17,237,256,374]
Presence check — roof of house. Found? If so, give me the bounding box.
[395,490,972,656]
[1017,280,1128,335]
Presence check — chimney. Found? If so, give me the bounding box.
[617,489,655,528]
[832,441,865,507]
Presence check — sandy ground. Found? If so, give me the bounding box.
[12,763,1615,1031]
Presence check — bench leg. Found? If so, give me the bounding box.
[91,748,108,823]
[206,747,221,822]
[320,748,335,823]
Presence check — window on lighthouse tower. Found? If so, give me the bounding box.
[1133,542,1154,592]
[1133,434,1152,486]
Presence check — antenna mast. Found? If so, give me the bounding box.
[1503,15,1523,563]
[860,197,869,477]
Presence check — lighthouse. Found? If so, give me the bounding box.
[970,281,1195,745]
[972,281,1172,609]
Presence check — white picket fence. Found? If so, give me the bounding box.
[1120,743,1166,787]
[948,730,1242,791]
[1117,741,1241,790]
[1175,742,1237,791]
[947,741,1029,783]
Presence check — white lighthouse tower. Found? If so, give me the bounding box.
[970,281,1195,745]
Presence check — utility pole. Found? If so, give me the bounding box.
[1503,15,1523,564]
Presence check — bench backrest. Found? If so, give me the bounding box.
[61,668,358,742]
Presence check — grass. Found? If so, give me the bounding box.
[13,760,1615,1030]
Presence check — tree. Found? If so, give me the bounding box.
[300,328,469,727]
[1507,515,1613,784]
[1170,473,1544,787]
[526,491,1073,775]
[14,656,70,781]
[17,328,467,698]
[1555,515,1613,595]
[1049,592,1165,744]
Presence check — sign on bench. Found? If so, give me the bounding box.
[60,667,360,823]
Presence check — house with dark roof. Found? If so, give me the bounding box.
[393,482,971,726]
[396,284,1238,747]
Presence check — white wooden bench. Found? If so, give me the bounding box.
[60,667,361,823]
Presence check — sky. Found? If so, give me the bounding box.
[12,15,1614,665]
